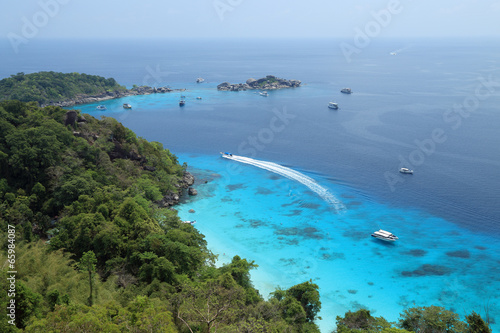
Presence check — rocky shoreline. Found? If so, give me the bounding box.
[41,85,186,108]
[217,75,301,91]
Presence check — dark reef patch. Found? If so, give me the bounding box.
[322,252,345,260]
[280,258,297,266]
[346,201,363,208]
[268,174,281,180]
[401,264,452,277]
[275,226,323,240]
[256,186,273,195]
[446,249,470,259]
[282,209,303,217]
[248,219,265,228]
[299,202,321,209]
[343,230,368,241]
[347,289,358,294]
[220,196,233,202]
[474,246,487,250]
[226,183,246,191]
[402,249,427,257]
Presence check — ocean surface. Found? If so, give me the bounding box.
[1,37,499,332]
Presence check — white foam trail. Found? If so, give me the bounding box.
[224,155,345,212]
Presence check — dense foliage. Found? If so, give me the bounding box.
[0,100,326,332]
[0,72,126,105]
[0,100,492,332]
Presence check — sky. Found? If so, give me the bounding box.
[1,0,500,40]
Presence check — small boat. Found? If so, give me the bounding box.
[196,78,204,83]
[123,103,132,109]
[260,91,268,97]
[96,105,106,110]
[182,220,196,225]
[399,167,413,174]
[179,100,185,106]
[220,152,233,158]
[340,88,352,94]
[371,229,398,242]
[328,102,339,110]
[196,96,202,100]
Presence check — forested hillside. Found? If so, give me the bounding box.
[0,100,325,332]
[0,72,126,105]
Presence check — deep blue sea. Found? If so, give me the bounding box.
[1,38,499,332]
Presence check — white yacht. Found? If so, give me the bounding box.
[371,229,398,242]
[340,88,352,94]
[399,167,413,174]
[182,220,196,225]
[328,102,339,110]
[260,91,268,97]
[196,78,204,83]
[123,103,132,109]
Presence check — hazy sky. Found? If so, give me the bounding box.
[2,0,500,40]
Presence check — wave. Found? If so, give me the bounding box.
[225,155,345,212]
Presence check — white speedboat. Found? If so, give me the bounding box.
[182,220,196,225]
[399,167,413,174]
[96,105,106,110]
[371,229,398,242]
[196,96,202,100]
[340,88,352,94]
[220,152,233,158]
[196,78,204,83]
[123,103,132,109]
[328,102,339,110]
[260,91,268,97]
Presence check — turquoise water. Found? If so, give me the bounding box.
[172,153,499,332]
[4,38,499,331]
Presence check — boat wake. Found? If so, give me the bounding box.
[224,155,345,212]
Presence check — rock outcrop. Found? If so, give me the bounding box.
[217,75,301,91]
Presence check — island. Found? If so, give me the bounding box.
[217,75,301,91]
[0,71,184,107]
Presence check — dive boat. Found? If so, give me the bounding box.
[399,167,413,174]
[96,105,106,110]
[260,91,268,97]
[328,102,339,110]
[220,152,233,158]
[179,100,185,106]
[340,88,352,94]
[196,78,204,83]
[123,103,132,109]
[371,229,398,242]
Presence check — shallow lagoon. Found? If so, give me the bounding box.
[172,153,500,332]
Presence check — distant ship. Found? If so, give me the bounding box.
[328,102,339,110]
[196,78,204,83]
[340,88,352,94]
[399,167,413,174]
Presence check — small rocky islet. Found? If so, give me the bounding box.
[217,75,301,91]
